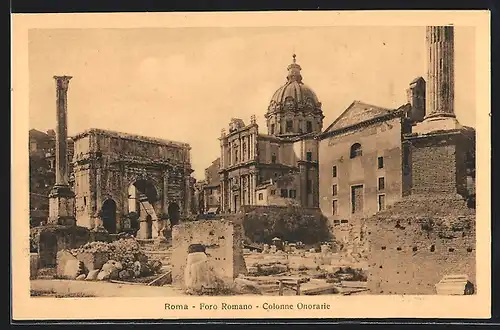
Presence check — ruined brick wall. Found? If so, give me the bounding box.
[171,220,247,287]
[407,133,470,197]
[365,196,476,295]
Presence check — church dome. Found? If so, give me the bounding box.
[267,54,322,114]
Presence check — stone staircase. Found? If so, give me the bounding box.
[136,238,172,267]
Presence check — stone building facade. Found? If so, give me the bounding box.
[202,158,221,214]
[318,27,476,256]
[71,128,193,238]
[318,101,414,244]
[218,55,323,213]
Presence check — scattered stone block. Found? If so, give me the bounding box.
[118,269,133,280]
[185,252,226,294]
[148,260,163,274]
[234,276,262,295]
[171,220,247,287]
[76,251,108,272]
[86,269,100,280]
[76,274,86,280]
[435,274,475,295]
[56,250,83,279]
[62,259,83,279]
[97,270,111,281]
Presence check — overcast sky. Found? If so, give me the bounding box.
[28,26,475,180]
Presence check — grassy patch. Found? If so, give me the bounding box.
[30,289,95,298]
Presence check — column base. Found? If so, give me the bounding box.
[48,184,76,226]
[413,115,462,135]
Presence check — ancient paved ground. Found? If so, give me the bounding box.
[31,279,187,297]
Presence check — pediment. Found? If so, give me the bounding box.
[324,101,394,133]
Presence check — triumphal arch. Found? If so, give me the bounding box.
[71,128,193,238]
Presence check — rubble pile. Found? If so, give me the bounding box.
[61,238,163,281]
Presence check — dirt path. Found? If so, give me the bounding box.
[31,279,187,297]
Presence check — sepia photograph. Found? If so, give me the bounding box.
[12,11,491,320]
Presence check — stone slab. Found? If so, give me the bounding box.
[171,220,247,287]
[76,252,108,272]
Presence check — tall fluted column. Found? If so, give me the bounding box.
[425,26,455,119]
[48,76,76,226]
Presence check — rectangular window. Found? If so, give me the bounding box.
[378,177,385,191]
[280,189,288,198]
[258,193,263,200]
[270,190,276,195]
[332,165,337,178]
[341,219,349,224]
[332,200,338,215]
[332,184,338,196]
[289,189,297,198]
[378,156,384,169]
[286,120,293,132]
[306,121,313,133]
[334,219,340,225]
[306,152,312,161]
[378,194,386,211]
[270,124,275,135]
[271,154,277,163]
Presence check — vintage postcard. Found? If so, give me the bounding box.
[12,10,491,320]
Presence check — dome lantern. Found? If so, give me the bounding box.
[286,54,303,83]
[265,53,324,137]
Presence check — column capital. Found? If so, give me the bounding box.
[54,75,73,90]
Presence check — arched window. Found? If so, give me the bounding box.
[350,143,362,158]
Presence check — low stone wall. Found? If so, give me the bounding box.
[31,225,91,268]
[171,220,247,287]
[365,195,476,295]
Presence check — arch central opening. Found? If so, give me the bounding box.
[127,179,159,238]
